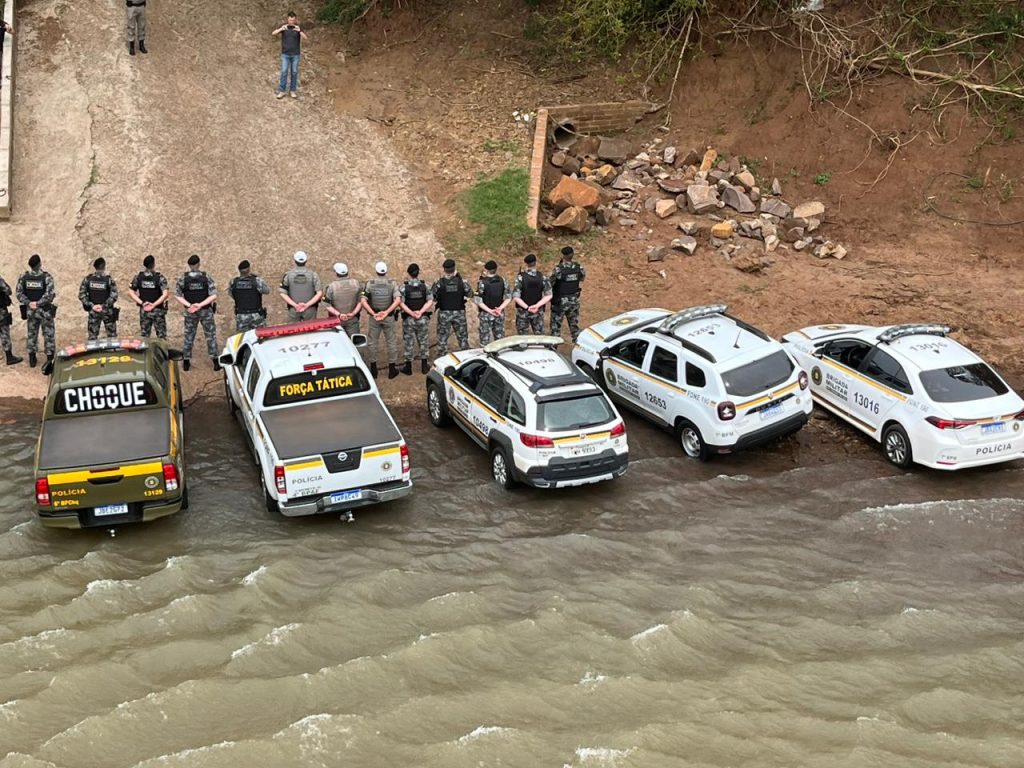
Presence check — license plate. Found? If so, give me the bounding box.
[570,443,600,457]
[94,503,129,517]
[981,422,1006,435]
[330,490,362,505]
[759,403,783,420]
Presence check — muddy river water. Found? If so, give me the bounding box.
[2,399,1023,767]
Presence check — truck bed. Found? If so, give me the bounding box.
[260,394,401,460]
[38,410,172,470]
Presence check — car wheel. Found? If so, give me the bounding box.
[225,379,238,414]
[882,423,913,469]
[264,487,280,514]
[676,420,710,462]
[490,445,515,490]
[427,384,452,427]
[180,484,190,511]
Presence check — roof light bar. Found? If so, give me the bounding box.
[660,304,728,333]
[58,339,147,359]
[484,335,564,355]
[877,324,951,344]
[255,317,342,340]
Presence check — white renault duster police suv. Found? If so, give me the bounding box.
[783,323,1024,469]
[573,305,812,460]
[426,335,628,489]
[220,318,412,515]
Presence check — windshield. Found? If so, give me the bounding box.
[263,366,370,407]
[720,350,794,397]
[919,363,1009,403]
[538,394,615,432]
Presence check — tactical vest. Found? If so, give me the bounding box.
[436,275,466,312]
[182,272,211,304]
[553,262,582,299]
[0,285,10,309]
[286,269,316,304]
[403,280,428,313]
[519,271,543,306]
[22,273,46,303]
[88,274,112,305]
[328,279,361,313]
[366,278,396,313]
[231,275,263,312]
[481,275,505,309]
[136,272,163,303]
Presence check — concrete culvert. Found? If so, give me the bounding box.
[552,120,578,149]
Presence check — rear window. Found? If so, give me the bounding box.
[721,350,794,397]
[919,363,1009,403]
[263,366,370,407]
[53,381,158,415]
[538,394,615,432]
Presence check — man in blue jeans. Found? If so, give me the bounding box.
[272,11,307,99]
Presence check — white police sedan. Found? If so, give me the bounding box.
[783,323,1024,469]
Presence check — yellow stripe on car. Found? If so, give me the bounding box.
[606,359,688,395]
[739,381,800,411]
[287,458,325,471]
[363,446,400,459]
[553,430,611,445]
[446,379,507,424]
[821,358,908,401]
[49,461,164,486]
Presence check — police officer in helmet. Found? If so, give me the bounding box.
[229,260,272,332]
[129,255,170,339]
[399,263,434,375]
[513,253,552,335]
[0,272,22,366]
[475,260,510,346]
[16,254,57,374]
[174,254,220,372]
[360,261,401,379]
[79,257,120,340]
[432,258,471,356]
[324,262,363,337]
[280,250,322,322]
[550,245,587,342]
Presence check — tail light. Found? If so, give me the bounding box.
[520,432,555,448]
[162,463,179,492]
[1014,409,1024,421]
[925,416,975,430]
[36,478,51,506]
[610,421,626,438]
[274,465,287,495]
[400,444,410,473]
[717,401,736,421]
[798,371,808,390]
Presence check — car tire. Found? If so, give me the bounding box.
[427,383,452,427]
[264,487,280,514]
[180,484,190,511]
[490,445,516,490]
[881,423,913,469]
[225,379,238,414]
[676,420,710,462]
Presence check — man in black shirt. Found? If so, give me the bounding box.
[272,12,308,100]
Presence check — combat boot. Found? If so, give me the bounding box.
[41,356,54,376]
[5,350,22,366]
[129,41,135,56]
[369,362,378,379]
[421,359,430,374]
[401,361,412,376]
[388,363,399,379]
[28,352,37,368]
[138,40,148,54]
[212,357,221,372]
[183,359,191,371]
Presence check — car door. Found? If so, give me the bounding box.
[447,359,489,441]
[638,344,680,424]
[472,368,509,443]
[603,337,649,408]
[228,343,252,408]
[852,347,911,434]
[815,338,873,418]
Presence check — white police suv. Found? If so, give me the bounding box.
[572,305,812,460]
[426,335,628,489]
[219,317,412,515]
[783,323,1024,469]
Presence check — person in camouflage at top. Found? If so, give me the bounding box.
[475,259,510,346]
[399,263,434,375]
[16,254,57,374]
[174,254,220,371]
[228,260,271,332]
[549,246,586,342]
[129,255,170,340]
[79,257,119,340]
[431,258,471,356]
[0,274,22,366]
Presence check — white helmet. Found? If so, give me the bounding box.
[334,262,349,276]
[374,261,388,275]
[293,250,308,265]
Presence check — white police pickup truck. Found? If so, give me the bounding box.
[220,317,412,516]
[783,322,1024,469]
[572,305,812,460]
[426,335,628,489]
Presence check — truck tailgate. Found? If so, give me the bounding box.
[38,410,172,470]
[260,394,401,460]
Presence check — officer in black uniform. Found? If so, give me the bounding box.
[475,260,511,346]
[431,258,471,356]
[129,255,170,339]
[0,274,22,365]
[16,254,57,374]
[174,254,220,371]
[399,263,434,375]
[228,260,272,332]
[549,245,587,342]
[79,257,119,340]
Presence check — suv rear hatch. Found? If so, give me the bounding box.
[722,349,803,429]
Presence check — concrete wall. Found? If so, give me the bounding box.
[0,0,15,219]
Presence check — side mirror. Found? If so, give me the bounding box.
[218,352,235,366]
[811,348,824,360]
[349,333,367,348]
[444,365,457,378]
[168,348,184,362]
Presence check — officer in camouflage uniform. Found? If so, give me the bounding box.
[361,261,401,379]
[475,259,510,347]
[79,257,120,340]
[399,263,433,375]
[324,262,363,337]
[229,260,271,332]
[513,253,552,335]
[549,246,587,342]
[129,255,170,339]
[16,254,57,374]
[432,258,471,356]
[0,274,22,366]
[280,250,322,322]
[174,254,220,371]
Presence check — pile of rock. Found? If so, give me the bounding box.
[542,137,849,271]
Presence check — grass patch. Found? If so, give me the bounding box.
[482,138,519,154]
[814,171,832,186]
[462,167,534,252]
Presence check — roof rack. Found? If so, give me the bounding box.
[877,324,951,344]
[58,339,147,359]
[483,335,563,356]
[658,304,728,334]
[255,317,342,341]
